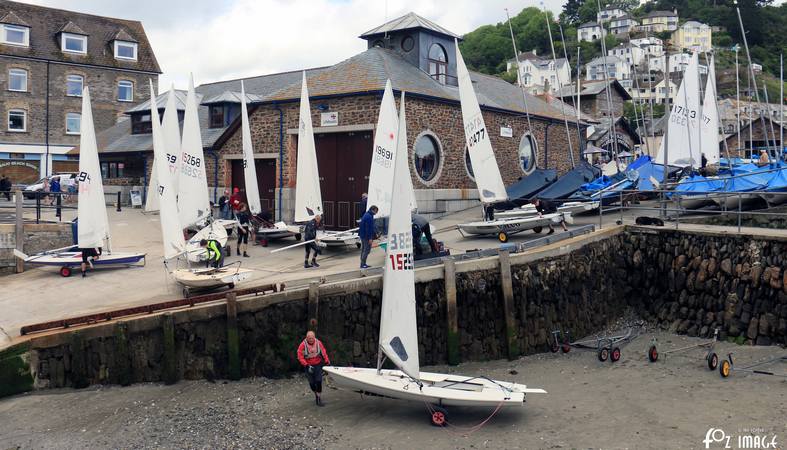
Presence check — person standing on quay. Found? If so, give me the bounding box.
[358,205,378,269]
[297,330,330,406]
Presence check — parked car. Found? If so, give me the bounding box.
[23,173,77,199]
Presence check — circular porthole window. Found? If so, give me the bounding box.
[519,133,537,175]
[413,132,442,183]
[401,36,414,52]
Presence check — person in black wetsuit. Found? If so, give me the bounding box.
[236,202,251,257]
[79,247,102,277]
[531,198,568,235]
[411,214,438,256]
[303,214,322,268]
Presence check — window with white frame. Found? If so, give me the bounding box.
[117,80,133,102]
[61,33,87,54]
[8,109,26,131]
[114,40,137,60]
[2,24,29,46]
[66,112,81,135]
[8,68,27,91]
[66,74,83,96]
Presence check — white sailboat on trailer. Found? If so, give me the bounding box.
[15,87,146,277]
[324,114,546,425]
[179,74,232,262]
[147,81,251,297]
[453,41,572,243]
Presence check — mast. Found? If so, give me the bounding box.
[735,44,742,159]
[560,22,583,152]
[631,43,651,156]
[594,0,619,171]
[505,9,536,165]
[540,8,575,168]
[781,53,784,154]
[734,0,774,163]
[577,46,583,156]
[662,50,670,184]
[704,52,731,163]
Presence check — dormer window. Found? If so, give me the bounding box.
[428,44,447,85]
[114,40,137,60]
[61,33,87,54]
[2,24,29,46]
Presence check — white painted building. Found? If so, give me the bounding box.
[608,44,645,67]
[630,77,678,105]
[578,22,606,42]
[648,53,707,74]
[506,50,571,94]
[630,37,664,57]
[597,6,626,24]
[586,55,631,81]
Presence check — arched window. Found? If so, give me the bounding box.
[519,133,537,175]
[428,44,447,85]
[414,133,441,182]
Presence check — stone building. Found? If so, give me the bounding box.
[724,116,786,157]
[97,13,584,229]
[639,10,678,33]
[0,0,159,183]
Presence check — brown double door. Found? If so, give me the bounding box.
[230,158,276,212]
[313,131,373,230]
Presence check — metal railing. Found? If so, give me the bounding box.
[0,190,125,224]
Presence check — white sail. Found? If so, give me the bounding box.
[76,87,110,249]
[240,81,262,215]
[397,92,418,211]
[294,71,323,222]
[144,161,159,212]
[455,40,508,204]
[177,74,211,228]
[655,52,701,167]
[701,55,720,165]
[162,86,182,194]
[366,79,399,218]
[149,80,185,259]
[378,111,419,381]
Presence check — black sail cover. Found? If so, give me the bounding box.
[536,160,601,201]
[497,168,557,209]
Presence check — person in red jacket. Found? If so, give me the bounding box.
[297,330,331,406]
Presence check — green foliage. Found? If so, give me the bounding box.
[501,68,518,84]
[624,101,666,126]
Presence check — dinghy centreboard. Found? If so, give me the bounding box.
[453,41,572,242]
[15,87,146,277]
[324,103,545,424]
[147,80,251,297]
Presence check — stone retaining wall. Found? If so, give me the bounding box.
[3,226,786,397]
[0,222,73,275]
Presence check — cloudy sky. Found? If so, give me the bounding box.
[25,0,568,89]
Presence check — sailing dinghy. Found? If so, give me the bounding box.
[453,41,572,242]
[324,109,545,424]
[15,87,146,277]
[146,81,251,297]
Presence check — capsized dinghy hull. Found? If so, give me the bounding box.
[172,266,252,288]
[257,221,301,241]
[496,201,598,219]
[323,367,546,407]
[457,213,572,241]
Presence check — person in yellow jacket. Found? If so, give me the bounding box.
[199,238,223,268]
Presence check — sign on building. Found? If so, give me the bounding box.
[320,112,339,127]
[500,126,513,138]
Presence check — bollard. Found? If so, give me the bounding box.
[161,314,178,385]
[15,191,23,273]
[444,259,460,365]
[226,292,240,381]
[116,191,122,212]
[55,193,62,220]
[114,322,132,386]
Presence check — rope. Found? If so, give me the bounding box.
[423,399,506,436]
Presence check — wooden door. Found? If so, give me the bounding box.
[231,158,276,213]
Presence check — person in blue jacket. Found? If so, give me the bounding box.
[358,205,378,269]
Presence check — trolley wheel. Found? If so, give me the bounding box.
[294,233,302,241]
[561,344,571,353]
[720,359,731,378]
[610,347,622,362]
[59,266,72,277]
[707,352,719,371]
[227,283,235,290]
[532,226,543,234]
[260,238,269,247]
[648,345,659,362]
[430,406,447,427]
[498,231,509,243]
[550,341,559,353]
[598,347,609,362]
[355,242,362,249]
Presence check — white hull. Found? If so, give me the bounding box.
[709,192,762,210]
[185,223,229,262]
[323,367,546,407]
[172,266,252,288]
[18,250,146,269]
[671,194,716,210]
[457,213,572,238]
[257,221,301,240]
[760,191,787,207]
[496,201,598,219]
[320,230,361,247]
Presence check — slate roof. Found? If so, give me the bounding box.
[0,10,27,26]
[196,67,331,100]
[579,22,601,28]
[125,90,190,113]
[0,0,160,73]
[644,10,677,18]
[201,91,265,105]
[360,12,460,39]
[556,79,632,101]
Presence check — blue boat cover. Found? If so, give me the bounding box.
[503,168,558,206]
[672,175,726,196]
[765,167,787,190]
[536,160,601,200]
[723,171,768,192]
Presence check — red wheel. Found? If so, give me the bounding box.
[598,347,609,362]
[561,344,571,353]
[610,347,621,362]
[59,266,72,277]
[430,407,447,427]
[261,238,269,247]
[648,345,658,362]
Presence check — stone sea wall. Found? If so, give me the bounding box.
[0,222,73,275]
[4,226,786,396]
